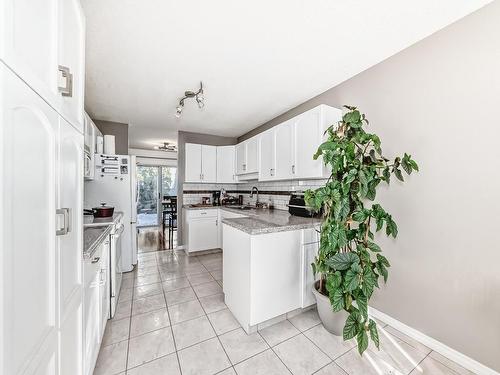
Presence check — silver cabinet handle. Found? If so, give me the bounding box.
[91,256,100,264]
[292,165,295,174]
[56,208,71,236]
[216,219,218,226]
[58,65,73,97]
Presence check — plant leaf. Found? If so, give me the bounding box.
[356,293,368,320]
[344,267,361,292]
[369,319,380,349]
[367,241,381,253]
[327,252,360,271]
[394,168,404,182]
[357,329,369,355]
[343,311,360,340]
[330,288,345,312]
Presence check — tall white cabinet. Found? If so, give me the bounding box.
[0,0,86,373]
[185,143,217,183]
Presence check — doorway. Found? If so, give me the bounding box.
[136,165,177,227]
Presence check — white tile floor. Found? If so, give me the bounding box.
[94,249,475,375]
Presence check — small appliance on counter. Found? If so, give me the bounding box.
[288,193,322,217]
[212,191,221,206]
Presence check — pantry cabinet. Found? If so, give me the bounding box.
[1,64,84,375]
[0,0,86,132]
[185,143,217,183]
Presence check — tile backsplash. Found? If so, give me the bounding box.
[183,179,327,210]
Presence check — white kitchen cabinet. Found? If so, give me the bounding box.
[1,0,86,132]
[185,143,203,182]
[256,105,342,182]
[275,120,294,180]
[258,129,275,181]
[83,249,102,375]
[84,114,96,180]
[184,209,219,253]
[58,116,84,375]
[1,65,83,375]
[235,136,259,175]
[185,143,217,183]
[57,0,86,131]
[301,242,319,308]
[216,145,236,183]
[98,239,111,335]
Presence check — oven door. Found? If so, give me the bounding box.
[109,223,124,318]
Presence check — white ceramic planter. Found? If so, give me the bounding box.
[312,282,349,335]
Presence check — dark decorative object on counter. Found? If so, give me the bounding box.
[84,203,115,218]
[305,106,419,355]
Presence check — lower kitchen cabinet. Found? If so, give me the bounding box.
[184,208,219,254]
[83,239,110,375]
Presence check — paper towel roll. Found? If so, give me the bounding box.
[96,135,104,154]
[103,135,116,155]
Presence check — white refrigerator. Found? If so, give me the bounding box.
[85,154,138,271]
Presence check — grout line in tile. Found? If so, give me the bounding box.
[256,330,293,375]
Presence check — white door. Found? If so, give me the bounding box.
[274,120,294,180]
[216,146,236,183]
[201,145,217,183]
[185,143,202,182]
[58,117,84,375]
[189,218,219,252]
[246,136,259,173]
[259,130,275,181]
[57,0,85,132]
[0,0,60,105]
[1,65,60,375]
[235,142,246,174]
[293,108,323,179]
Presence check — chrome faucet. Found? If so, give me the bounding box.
[250,186,259,206]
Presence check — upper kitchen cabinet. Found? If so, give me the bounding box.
[57,0,86,132]
[292,105,341,179]
[216,145,236,183]
[235,136,258,175]
[185,143,217,183]
[257,105,342,181]
[0,0,86,133]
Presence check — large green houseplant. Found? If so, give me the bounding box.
[305,106,418,355]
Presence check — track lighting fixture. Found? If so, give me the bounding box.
[175,81,204,118]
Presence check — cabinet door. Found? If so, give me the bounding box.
[0,66,60,375]
[57,0,85,132]
[301,242,319,308]
[259,130,275,181]
[185,143,202,182]
[58,117,84,375]
[293,108,323,179]
[188,218,219,252]
[83,260,101,375]
[99,241,110,335]
[246,136,259,173]
[274,121,294,180]
[0,0,60,105]
[201,145,217,183]
[217,146,236,183]
[235,143,246,175]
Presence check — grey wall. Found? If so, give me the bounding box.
[94,119,129,155]
[239,2,500,371]
[177,131,237,242]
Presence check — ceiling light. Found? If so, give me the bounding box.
[155,142,177,152]
[175,81,204,118]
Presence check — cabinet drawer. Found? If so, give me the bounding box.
[186,209,218,219]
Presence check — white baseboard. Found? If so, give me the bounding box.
[369,307,499,375]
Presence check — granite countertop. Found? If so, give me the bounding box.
[83,211,124,227]
[221,207,322,235]
[83,225,112,259]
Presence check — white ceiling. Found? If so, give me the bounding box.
[82,0,491,149]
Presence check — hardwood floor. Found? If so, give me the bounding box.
[138,226,177,253]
